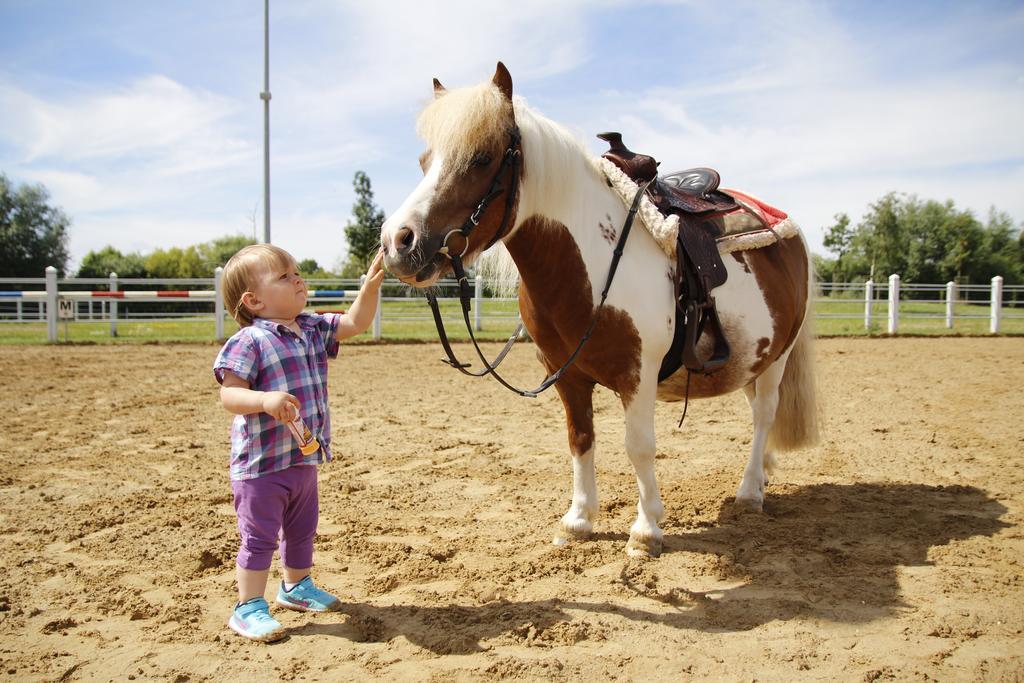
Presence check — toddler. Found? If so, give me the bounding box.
[213,243,384,642]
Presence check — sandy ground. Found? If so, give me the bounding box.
[0,337,1022,682]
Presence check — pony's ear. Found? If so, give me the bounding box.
[432,78,446,98]
[492,61,513,101]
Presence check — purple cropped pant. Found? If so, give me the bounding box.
[231,465,318,571]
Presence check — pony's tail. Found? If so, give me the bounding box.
[767,264,821,454]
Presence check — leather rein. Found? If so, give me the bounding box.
[425,126,651,398]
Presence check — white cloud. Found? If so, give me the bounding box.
[581,77,1024,252]
[1,75,247,167]
[270,208,352,270]
[68,212,256,269]
[602,76,1024,179]
[0,72,265,265]
[0,73,259,210]
[274,140,382,173]
[554,3,1024,253]
[15,169,104,209]
[283,0,597,89]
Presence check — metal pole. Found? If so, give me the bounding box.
[260,0,271,244]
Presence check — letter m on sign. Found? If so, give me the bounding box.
[58,298,74,320]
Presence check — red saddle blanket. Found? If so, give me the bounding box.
[720,189,789,231]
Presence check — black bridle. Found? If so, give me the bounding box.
[425,127,650,398]
[438,127,524,261]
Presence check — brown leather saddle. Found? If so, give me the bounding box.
[598,132,734,378]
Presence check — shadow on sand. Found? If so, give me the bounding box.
[292,482,1008,653]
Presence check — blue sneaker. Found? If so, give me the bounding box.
[228,597,286,642]
[276,576,342,612]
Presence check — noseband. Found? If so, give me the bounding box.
[425,127,650,397]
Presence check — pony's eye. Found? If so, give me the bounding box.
[471,152,492,167]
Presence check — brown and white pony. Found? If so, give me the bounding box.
[381,63,819,557]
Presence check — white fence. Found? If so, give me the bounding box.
[0,267,521,342]
[1,268,1021,342]
[817,276,1023,334]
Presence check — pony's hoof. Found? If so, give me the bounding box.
[554,519,593,545]
[626,534,662,558]
[734,495,764,513]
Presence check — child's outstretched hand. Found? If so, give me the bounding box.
[365,249,386,290]
[261,391,300,422]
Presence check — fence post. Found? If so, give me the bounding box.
[945,281,956,329]
[474,275,483,331]
[109,272,119,337]
[887,274,900,335]
[214,267,225,340]
[45,266,58,342]
[16,299,22,322]
[864,279,874,330]
[990,275,1003,334]
[373,280,382,340]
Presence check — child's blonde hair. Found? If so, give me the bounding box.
[222,244,297,326]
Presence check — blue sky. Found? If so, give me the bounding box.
[1,0,1022,271]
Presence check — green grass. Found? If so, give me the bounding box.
[1,297,1020,344]
[0,319,223,344]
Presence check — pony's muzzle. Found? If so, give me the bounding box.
[383,226,423,279]
[392,226,417,257]
[383,226,445,284]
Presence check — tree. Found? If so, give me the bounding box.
[929,202,983,283]
[77,246,147,278]
[829,192,1021,286]
[974,209,1023,285]
[197,235,256,273]
[0,173,71,276]
[145,246,206,278]
[78,236,265,279]
[810,253,835,284]
[822,213,853,283]
[854,192,908,281]
[343,171,385,275]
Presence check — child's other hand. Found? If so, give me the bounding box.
[365,249,385,290]
[261,391,300,422]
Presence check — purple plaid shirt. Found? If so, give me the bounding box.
[213,312,342,480]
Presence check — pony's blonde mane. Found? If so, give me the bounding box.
[421,84,597,298]
[416,82,515,172]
